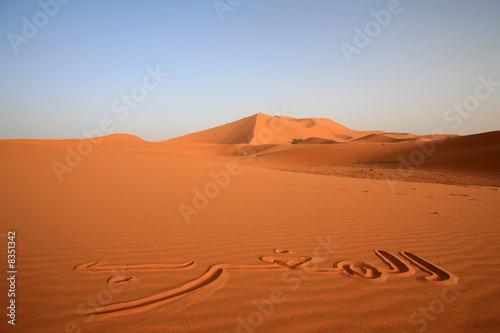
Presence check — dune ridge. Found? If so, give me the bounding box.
[161,113,463,146]
[163,113,385,145]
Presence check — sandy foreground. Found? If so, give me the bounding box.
[1,114,499,332]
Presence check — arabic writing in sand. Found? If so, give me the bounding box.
[75,249,458,316]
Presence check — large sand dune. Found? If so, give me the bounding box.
[164,113,382,145]
[1,114,499,332]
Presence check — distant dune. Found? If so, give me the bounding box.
[163,113,382,145]
[161,113,464,146]
[1,113,498,178]
[2,113,498,178]
[3,133,144,146]
[352,133,420,143]
[98,133,145,144]
[157,113,499,178]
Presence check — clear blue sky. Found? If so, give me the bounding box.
[1,0,499,141]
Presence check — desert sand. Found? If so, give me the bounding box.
[1,113,499,332]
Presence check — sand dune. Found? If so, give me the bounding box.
[99,133,146,144]
[1,113,499,332]
[352,133,420,143]
[417,131,500,173]
[245,131,500,172]
[298,137,340,144]
[163,113,382,145]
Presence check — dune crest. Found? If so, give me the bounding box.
[163,113,387,145]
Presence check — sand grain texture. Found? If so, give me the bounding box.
[1,114,499,332]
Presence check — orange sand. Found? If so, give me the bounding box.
[1,113,499,332]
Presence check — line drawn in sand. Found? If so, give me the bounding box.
[74,249,458,317]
